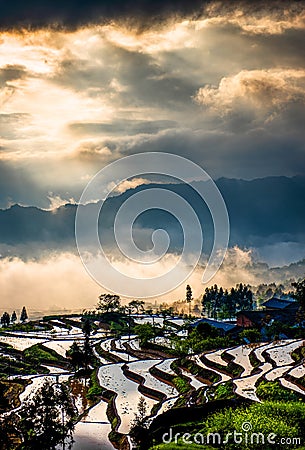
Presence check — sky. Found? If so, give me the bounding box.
[0,0,305,311]
[0,0,304,209]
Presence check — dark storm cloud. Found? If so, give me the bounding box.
[105,126,305,179]
[0,0,208,29]
[2,0,299,30]
[49,22,305,117]
[253,29,305,67]
[52,44,198,110]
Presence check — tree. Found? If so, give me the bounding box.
[1,312,10,327]
[133,397,148,427]
[196,322,218,339]
[292,278,305,323]
[82,318,92,338]
[235,283,253,311]
[128,300,145,315]
[11,310,17,323]
[134,323,156,348]
[202,283,253,319]
[18,380,77,449]
[202,284,219,318]
[83,338,93,372]
[186,284,193,316]
[20,306,28,323]
[264,321,291,341]
[67,342,84,371]
[240,328,261,343]
[97,294,120,314]
[67,321,93,372]
[130,397,150,449]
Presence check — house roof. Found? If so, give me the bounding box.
[262,297,297,310]
[237,309,296,326]
[190,318,237,333]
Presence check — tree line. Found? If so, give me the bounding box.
[83,294,146,316]
[0,306,28,327]
[202,283,253,319]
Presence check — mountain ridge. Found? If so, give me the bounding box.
[0,175,304,261]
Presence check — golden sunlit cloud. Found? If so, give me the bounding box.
[195,69,305,118]
[0,4,304,166]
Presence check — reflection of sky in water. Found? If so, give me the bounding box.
[71,422,114,450]
[98,363,158,434]
[6,326,305,449]
[128,359,178,397]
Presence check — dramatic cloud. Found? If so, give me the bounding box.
[0,1,305,309]
[195,69,305,122]
[0,0,209,29]
[111,177,154,193]
[0,1,304,33]
[0,3,304,200]
[46,193,76,210]
[204,2,305,35]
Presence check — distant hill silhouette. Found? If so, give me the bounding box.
[0,176,305,257]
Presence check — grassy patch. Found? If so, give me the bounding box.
[249,350,261,369]
[87,368,103,400]
[213,381,236,400]
[173,376,191,394]
[0,354,39,377]
[200,352,242,378]
[1,320,51,333]
[256,380,302,402]
[23,344,65,365]
[180,358,221,383]
[291,345,305,363]
[148,401,305,449]
[150,445,210,450]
